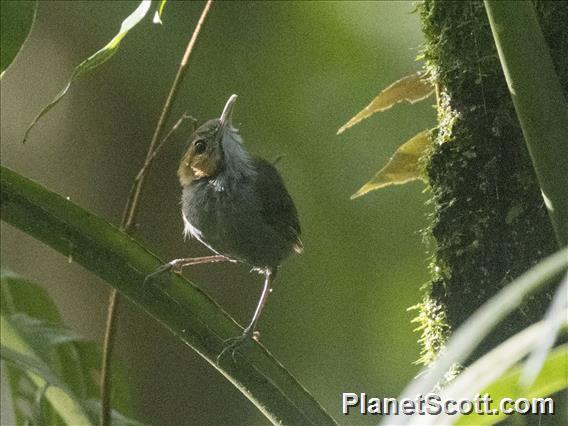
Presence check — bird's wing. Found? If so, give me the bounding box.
[253,157,303,253]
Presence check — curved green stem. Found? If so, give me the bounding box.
[484,0,568,246]
[0,165,336,426]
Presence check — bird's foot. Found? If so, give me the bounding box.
[143,260,184,286]
[216,329,259,364]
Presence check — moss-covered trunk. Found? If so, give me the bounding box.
[416,0,567,367]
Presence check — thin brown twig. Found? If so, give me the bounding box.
[134,112,197,182]
[100,2,214,425]
[123,0,213,232]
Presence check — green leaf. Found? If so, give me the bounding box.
[1,345,71,393]
[83,399,145,426]
[3,341,143,426]
[389,247,568,426]
[30,384,51,426]
[0,165,336,425]
[0,0,37,77]
[351,130,431,199]
[1,270,136,419]
[7,312,83,422]
[4,364,28,425]
[8,313,82,359]
[337,71,434,135]
[1,269,69,424]
[455,345,568,426]
[521,277,567,387]
[391,316,567,425]
[1,269,86,403]
[1,314,95,425]
[412,317,567,425]
[22,0,152,143]
[1,269,61,322]
[153,0,167,24]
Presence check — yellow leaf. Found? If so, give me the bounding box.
[337,71,434,135]
[351,130,432,199]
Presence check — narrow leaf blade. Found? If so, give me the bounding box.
[1,345,69,392]
[9,313,82,359]
[337,71,434,134]
[1,269,61,322]
[22,0,152,143]
[455,345,568,426]
[1,270,138,421]
[520,275,567,387]
[351,130,431,199]
[1,270,69,424]
[1,314,95,425]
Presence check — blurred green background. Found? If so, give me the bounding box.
[1,1,434,424]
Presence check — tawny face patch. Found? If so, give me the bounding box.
[177,120,223,185]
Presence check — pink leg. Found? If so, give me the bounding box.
[168,255,236,273]
[216,268,276,363]
[243,268,274,337]
[145,255,236,284]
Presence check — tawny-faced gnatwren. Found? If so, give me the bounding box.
[157,94,302,357]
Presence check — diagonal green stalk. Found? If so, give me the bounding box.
[484,0,568,247]
[0,165,336,425]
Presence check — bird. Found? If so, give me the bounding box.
[155,94,302,358]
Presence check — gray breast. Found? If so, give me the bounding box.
[180,161,296,268]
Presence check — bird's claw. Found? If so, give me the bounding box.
[143,261,181,286]
[216,329,258,364]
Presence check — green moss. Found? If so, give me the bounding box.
[410,295,449,366]
[416,0,566,367]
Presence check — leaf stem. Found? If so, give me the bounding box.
[100,2,213,425]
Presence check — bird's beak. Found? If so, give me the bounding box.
[219,94,238,136]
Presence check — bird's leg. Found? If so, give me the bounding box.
[144,255,235,284]
[217,268,275,363]
[169,255,235,272]
[242,268,274,338]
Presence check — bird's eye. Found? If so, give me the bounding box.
[194,140,207,154]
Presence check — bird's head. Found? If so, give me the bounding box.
[178,94,250,186]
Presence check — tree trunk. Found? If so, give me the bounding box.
[416,0,566,368]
